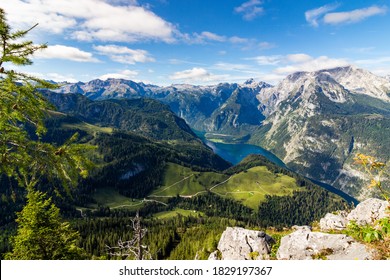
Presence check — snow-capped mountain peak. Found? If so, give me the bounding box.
[257,68,351,116]
[239,78,272,91]
[321,66,390,101]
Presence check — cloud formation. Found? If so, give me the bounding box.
[235,0,264,21]
[250,53,350,74]
[99,69,139,80]
[324,5,387,25]
[305,4,387,27]
[275,55,350,74]
[249,55,283,65]
[2,0,176,43]
[34,45,99,62]
[198,31,226,42]
[94,45,155,64]
[169,67,226,83]
[305,3,339,27]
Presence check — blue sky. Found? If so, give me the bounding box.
[2,0,390,85]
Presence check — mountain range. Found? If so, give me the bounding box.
[53,66,390,199]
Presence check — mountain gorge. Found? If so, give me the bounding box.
[54,66,390,199]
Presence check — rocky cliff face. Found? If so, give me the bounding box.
[253,67,390,199]
[211,198,389,260]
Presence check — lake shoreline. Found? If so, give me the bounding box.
[194,130,359,205]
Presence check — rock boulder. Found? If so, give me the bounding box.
[347,198,389,226]
[216,227,275,260]
[319,211,348,231]
[277,226,375,260]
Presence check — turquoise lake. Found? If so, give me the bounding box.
[203,138,286,167]
[195,131,358,205]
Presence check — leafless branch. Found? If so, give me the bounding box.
[106,211,152,260]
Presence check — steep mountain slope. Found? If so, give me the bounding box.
[326,66,390,100]
[55,79,271,134]
[203,81,267,133]
[44,91,197,142]
[253,66,390,199]
[42,111,232,198]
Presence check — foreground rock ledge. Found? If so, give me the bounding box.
[209,198,387,260]
[320,198,389,231]
[277,226,376,260]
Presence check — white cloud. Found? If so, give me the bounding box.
[106,0,138,5]
[214,62,253,71]
[212,63,260,76]
[355,57,390,65]
[181,31,258,48]
[229,36,249,44]
[305,3,339,27]
[258,41,276,50]
[324,5,387,25]
[345,47,375,54]
[169,67,227,83]
[170,67,209,80]
[369,68,390,77]
[28,71,79,83]
[286,53,312,63]
[249,55,283,65]
[34,45,99,62]
[274,55,350,74]
[258,73,286,85]
[199,31,226,42]
[99,69,139,80]
[168,59,205,66]
[1,0,176,43]
[93,45,154,64]
[355,56,390,76]
[235,0,264,21]
[185,31,227,44]
[248,53,350,78]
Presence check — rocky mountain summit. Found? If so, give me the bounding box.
[210,198,389,260]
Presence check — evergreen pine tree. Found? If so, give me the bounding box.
[5,190,86,260]
[0,8,93,259]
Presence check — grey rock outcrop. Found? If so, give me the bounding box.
[320,198,389,231]
[277,226,375,260]
[319,211,348,231]
[216,227,275,260]
[211,199,387,261]
[347,198,389,226]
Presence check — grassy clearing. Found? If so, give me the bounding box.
[62,122,113,135]
[92,164,301,213]
[153,208,203,219]
[211,166,299,209]
[91,187,143,209]
[152,164,300,210]
[151,163,228,197]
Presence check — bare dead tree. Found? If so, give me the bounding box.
[106,211,152,260]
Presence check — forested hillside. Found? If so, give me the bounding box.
[0,110,349,259]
